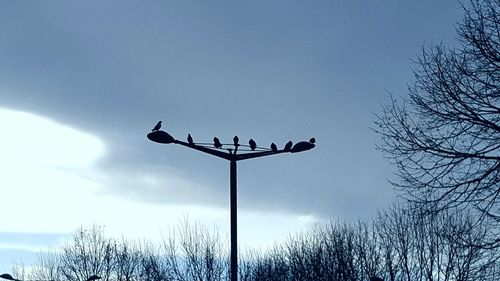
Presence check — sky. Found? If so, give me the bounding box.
[0,0,465,273]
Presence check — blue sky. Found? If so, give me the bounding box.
[0,0,464,273]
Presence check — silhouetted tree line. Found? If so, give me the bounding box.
[9,203,500,281]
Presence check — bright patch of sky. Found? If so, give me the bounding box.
[0,108,319,272]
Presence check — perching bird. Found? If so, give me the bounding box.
[233,136,239,146]
[152,121,162,131]
[284,141,293,151]
[309,137,316,144]
[271,142,277,152]
[214,137,223,148]
[187,134,194,145]
[249,139,257,150]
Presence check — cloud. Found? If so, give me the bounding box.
[0,108,106,232]
[0,108,322,253]
[0,108,105,168]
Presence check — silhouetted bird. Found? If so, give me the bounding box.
[187,134,194,145]
[309,137,316,144]
[284,141,293,151]
[213,137,223,148]
[271,142,277,152]
[249,139,257,150]
[152,121,162,131]
[233,136,239,146]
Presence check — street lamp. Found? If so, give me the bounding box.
[147,125,315,281]
[0,273,101,281]
[0,274,19,281]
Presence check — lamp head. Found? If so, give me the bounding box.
[0,274,17,281]
[290,141,315,153]
[147,130,175,144]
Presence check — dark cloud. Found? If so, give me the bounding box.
[0,1,462,219]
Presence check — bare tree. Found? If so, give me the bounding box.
[29,251,61,281]
[58,225,115,281]
[137,242,169,281]
[114,238,142,281]
[172,222,227,281]
[374,202,500,281]
[375,0,500,228]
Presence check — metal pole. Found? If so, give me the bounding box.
[230,159,237,281]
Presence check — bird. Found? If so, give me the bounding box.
[214,137,223,148]
[309,137,316,144]
[249,139,257,150]
[271,142,277,152]
[152,121,162,131]
[233,136,239,146]
[284,141,293,151]
[187,134,194,145]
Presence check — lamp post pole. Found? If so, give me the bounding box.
[147,128,315,281]
[230,159,238,281]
